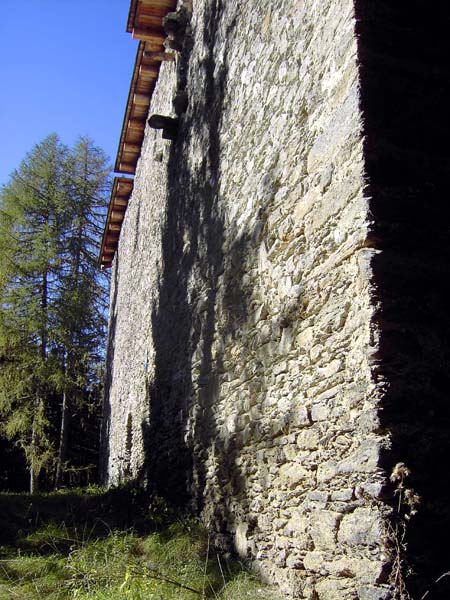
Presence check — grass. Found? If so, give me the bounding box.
[0,487,279,600]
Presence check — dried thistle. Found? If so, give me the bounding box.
[390,462,411,483]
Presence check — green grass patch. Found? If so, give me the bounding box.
[0,488,280,600]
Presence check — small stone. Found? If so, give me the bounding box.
[294,187,320,221]
[319,359,342,378]
[286,554,304,569]
[311,402,329,422]
[360,482,384,499]
[331,488,354,501]
[285,510,308,537]
[319,164,334,192]
[292,405,310,427]
[234,522,248,558]
[288,284,303,298]
[279,463,309,487]
[337,442,379,474]
[279,327,293,353]
[330,558,384,583]
[297,429,319,449]
[274,518,288,530]
[310,344,322,361]
[307,490,329,504]
[274,548,287,567]
[314,578,355,600]
[297,326,314,350]
[303,551,324,572]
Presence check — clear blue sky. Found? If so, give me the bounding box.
[0,0,137,185]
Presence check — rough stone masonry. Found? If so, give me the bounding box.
[101,1,450,598]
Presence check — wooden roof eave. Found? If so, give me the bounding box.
[114,41,147,175]
[99,177,134,269]
[100,0,178,268]
[117,0,178,174]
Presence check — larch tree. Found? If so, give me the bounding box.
[0,134,110,492]
[0,134,67,492]
[53,136,110,487]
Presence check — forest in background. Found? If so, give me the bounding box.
[0,134,110,492]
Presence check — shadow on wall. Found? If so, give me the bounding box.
[355,1,450,596]
[139,0,255,532]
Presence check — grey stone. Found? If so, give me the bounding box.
[357,585,392,600]
[309,510,342,550]
[234,522,249,558]
[311,402,329,422]
[314,578,355,600]
[338,508,382,547]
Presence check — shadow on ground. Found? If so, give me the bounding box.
[0,485,171,554]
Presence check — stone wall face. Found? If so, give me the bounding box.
[101,59,177,483]
[103,1,393,598]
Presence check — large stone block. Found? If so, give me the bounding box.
[309,510,342,550]
[338,508,383,548]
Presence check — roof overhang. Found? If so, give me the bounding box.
[99,0,177,269]
[100,177,134,269]
[116,0,178,175]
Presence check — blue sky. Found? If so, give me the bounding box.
[0,0,137,185]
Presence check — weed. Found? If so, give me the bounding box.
[388,462,420,600]
[0,488,280,600]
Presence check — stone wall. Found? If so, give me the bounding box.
[102,0,450,597]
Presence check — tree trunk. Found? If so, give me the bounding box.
[29,399,41,494]
[30,468,39,494]
[55,388,70,488]
[30,462,40,494]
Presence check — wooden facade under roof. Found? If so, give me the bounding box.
[100,0,178,268]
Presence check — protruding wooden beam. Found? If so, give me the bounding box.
[136,80,155,96]
[139,64,159,78]
[128,118,146,131]
[116,180,134,193]
[143,50,175,62]
[139,0,177,11]
[113,198,129,209]
[131,27,165,44]
[133,93,151,106]
[110,210,126,222]
[119,163,137,174]
[124,142,141,153]
[134,15,163,29]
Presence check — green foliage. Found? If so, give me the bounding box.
[0,488,279,600]
[0,134,110,491]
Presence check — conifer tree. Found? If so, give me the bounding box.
[0,134,110,491]
[0,134,67,491]
[53,137,110,487]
